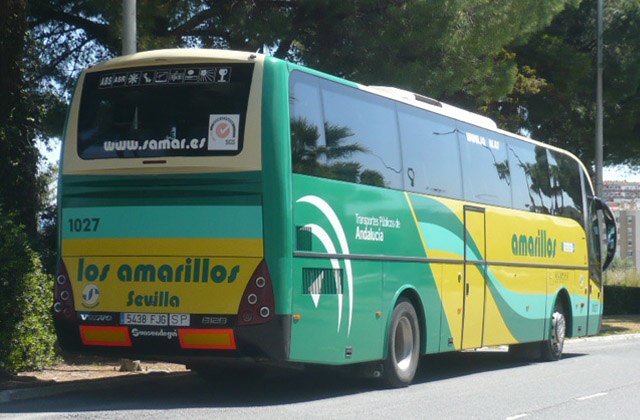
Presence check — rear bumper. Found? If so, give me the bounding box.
[55,314,291,362]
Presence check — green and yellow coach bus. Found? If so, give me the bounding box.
[54,49,617,387]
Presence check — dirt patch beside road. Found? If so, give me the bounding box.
[599,314,640,335]
[1,356,187,392]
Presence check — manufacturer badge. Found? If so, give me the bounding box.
[82,284,100,308]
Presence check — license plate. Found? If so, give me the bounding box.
[169,314,190,326]
[121,312,168,326]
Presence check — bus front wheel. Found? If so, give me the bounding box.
[540,302,567,361]
[509,302,567,362]
[383,299,420,387]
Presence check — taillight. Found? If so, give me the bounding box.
[237,260,275,326]
[53,261,76,321]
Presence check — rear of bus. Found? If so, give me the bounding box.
[53,50,291,363]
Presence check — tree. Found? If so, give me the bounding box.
[29,0,578,103]
[1,0,42,239]
[0,0,59,375]
[486,0,640,168]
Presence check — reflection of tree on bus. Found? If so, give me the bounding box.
[291,117,385,187]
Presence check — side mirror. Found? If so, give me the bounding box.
[595,197,617,272]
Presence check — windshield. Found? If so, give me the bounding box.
[77,63,253,159]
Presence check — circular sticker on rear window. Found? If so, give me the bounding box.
[208,114,240,151]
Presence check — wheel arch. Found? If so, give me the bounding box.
[385,287,427,355]
[553,288,573,338]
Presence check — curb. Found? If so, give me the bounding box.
[0,371,192,404]
[567,332,640,344]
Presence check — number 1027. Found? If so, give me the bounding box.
[68,218,100,232]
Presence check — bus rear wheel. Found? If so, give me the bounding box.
[383,299,420,387]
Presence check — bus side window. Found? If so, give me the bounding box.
[289,71,403,190]
[397,103,462,199]
[507,139,553,214]
[548,150,583,224]
[289,72,327,177]
[457,123,511,207]
[319,80,403,189]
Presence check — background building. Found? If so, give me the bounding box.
[603,181,640,268]
[615,210,640,266]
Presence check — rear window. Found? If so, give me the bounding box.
[77,63,253,159]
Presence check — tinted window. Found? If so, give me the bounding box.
[320,81,402,188]
[78,64,253,159]
[397,104,462,198]
[458,123,511,206]
[290,74,326,177]
[585,175,602,270]
[507,139,553,213]
[548,150,584,222]
[289,71,403,189]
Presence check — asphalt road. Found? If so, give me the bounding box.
[2,335,640,419]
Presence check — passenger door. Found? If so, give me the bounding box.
[462,206,487,349]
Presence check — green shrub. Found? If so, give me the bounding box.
[0,212,58,373]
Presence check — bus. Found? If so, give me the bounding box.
[54,49,617,387]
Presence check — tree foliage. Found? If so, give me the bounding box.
[0,0,42,239]
[25,0,640,168]
[486,0,640,167]
[0,0,59,374]
[30,0,577,102]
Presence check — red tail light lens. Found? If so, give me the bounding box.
[54,260,76,321]
[237,260,275,326]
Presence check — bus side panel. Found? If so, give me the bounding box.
[290,258,383,363]
[405,194,464,352]
[287,175,591,363]
[289,176,426,364]
[439,263,464,352]
[382,260,444,355]
[409,195,589,347]
[485,205,588,344]
[587,273,603,336]
[482,265,546,346]
[547,269,590,337]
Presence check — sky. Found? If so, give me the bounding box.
[38,138,61,170]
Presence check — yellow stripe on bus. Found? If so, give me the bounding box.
[62,238,264,257]
[482,288,517,347]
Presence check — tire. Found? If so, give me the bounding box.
[540,301,567,361]
[383,299,420,387]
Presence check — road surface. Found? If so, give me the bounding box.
[2,335,640,419]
